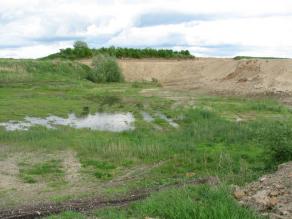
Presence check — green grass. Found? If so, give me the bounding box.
[19,160,65,184]
[198,96,290,113]
[81,159,116,180]
[101,186,263,219]
[48,186,263,219]
[1,87,291,186]
[1,81,291,178]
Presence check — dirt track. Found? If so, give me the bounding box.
[116,58,292,95]
[0,177,219,219]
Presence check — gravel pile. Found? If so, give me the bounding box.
[234,162,292,219]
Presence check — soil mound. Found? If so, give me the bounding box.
[234,162,292,219]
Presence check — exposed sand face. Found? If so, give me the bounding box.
[116,58,292,95]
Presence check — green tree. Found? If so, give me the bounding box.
[73,41,89,49]
[72,41,93,58]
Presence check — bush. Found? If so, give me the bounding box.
[86,55,124,83]
[269,144,292,165]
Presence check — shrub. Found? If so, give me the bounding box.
[86,55,124,83]
[269,144,292,165]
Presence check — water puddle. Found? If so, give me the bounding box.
[142,111,179,128]
[141,112,155,122]
[0,113,135,132]
[156,113,179,128]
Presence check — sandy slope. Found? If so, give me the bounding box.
[80,58,292,95]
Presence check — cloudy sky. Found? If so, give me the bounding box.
[1,0,292,58]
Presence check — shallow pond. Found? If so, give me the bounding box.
[0,113,135,132]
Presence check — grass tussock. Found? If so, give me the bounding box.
[19,160,64,184]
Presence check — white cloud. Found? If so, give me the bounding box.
[0,0,292,58]
[0,42,72,59]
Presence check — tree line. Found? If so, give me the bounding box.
[43,41,194,60]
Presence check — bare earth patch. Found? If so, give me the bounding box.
[0,151,50,207]
[0,150,93,208]
[62,151,81,184]
[0,148,168,211]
